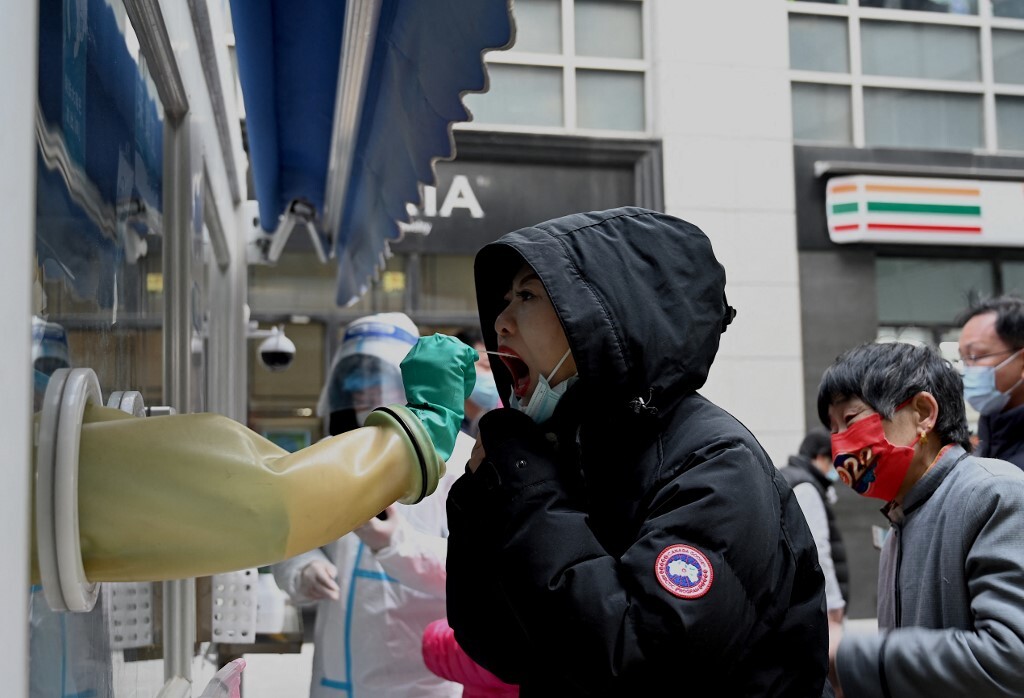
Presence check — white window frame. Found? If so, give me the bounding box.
[459,0,651,137]
[789,0,1024,152]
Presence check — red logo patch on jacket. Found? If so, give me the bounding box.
[655,544,713,599]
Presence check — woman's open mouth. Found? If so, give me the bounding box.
[497,349,531,398]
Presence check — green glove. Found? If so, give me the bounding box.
[400,334,478,460]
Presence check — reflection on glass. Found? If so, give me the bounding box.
[792,83,853,144]
[997,97,1024,151]
[576,70,645,131]
[32,0,167,693]
[859,0,977,14]
[993,30,1024,85]
[575,0,643,59]
[464,64,564,127]
[861,21,980,81]
[789,16,850,73]
[876,258,993,325]
[420,255,477,313]
[864,88,982,150]
[511,0,562,53]
[343,255,407,315]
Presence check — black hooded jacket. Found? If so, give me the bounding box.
[977,404,1024,471]
[446,208,827,696]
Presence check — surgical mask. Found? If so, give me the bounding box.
[962,349,1024,415]
[825,468,840,483]
[509,348,576,423]
[831,409,920,502]
[469,370,500,412]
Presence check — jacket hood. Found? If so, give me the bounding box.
[474,207,735,413]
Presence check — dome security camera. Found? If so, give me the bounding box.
[258,326,296,372]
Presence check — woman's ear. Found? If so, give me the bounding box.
[911,391,940,433]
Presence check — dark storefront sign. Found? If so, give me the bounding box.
[389,132,663,255]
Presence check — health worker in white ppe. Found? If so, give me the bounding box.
[273,313,473,698]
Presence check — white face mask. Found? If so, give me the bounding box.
[509,348,576,423]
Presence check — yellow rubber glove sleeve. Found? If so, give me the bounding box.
[68,404,435,582]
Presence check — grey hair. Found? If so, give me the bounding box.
[816,342,971,450]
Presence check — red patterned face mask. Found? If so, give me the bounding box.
[831,411,919,502]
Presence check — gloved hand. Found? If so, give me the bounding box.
[401,334,477,460]
[298,559,340,601]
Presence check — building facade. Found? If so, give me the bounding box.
[246,0,1024,618]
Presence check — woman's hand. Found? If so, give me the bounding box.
[468,435,486,473]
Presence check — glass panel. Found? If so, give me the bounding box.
[1002,261,1024,296]
[997,97,1024,151]
[861,21,980,81]
[789,15,850,73]
[249,252,338,314]
[864,88,982,150]
[344,255,408,314]
[993,30,1024,85]
[790,0,848,5]
[576,69,645,131]
[420,255,477,313]
[511,0,562,53]
[994,0,1024,18]
[464,64,564,127]
[792,83,853,143]
[859,0,977,15]
[575,0,643,59]
[32,0,166,692]
[877,258,993,324]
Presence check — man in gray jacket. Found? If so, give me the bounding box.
[817,342,1024,698]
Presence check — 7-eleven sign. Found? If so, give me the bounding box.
[826,175,1024,247]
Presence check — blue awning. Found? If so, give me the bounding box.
[230,0,514,305]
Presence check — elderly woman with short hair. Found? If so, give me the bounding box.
[820,341,1024,698]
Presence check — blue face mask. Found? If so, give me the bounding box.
[469,370,500,412]
[825,468,840,483]
[963,349,1024,415]
[509,348,576,423]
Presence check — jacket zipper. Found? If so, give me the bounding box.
[892,526,902,628]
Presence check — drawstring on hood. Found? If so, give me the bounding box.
[628,389,659,417]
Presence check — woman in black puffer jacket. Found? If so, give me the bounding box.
[445,207,829,696]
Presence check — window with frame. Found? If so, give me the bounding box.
[788,0,1024,152]
[461,0,649,134]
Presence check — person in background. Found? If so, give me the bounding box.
[780,429,849,628]
[272,312,473,698]
[821,342,1024,698]
[446,208,828,695]
[456,329,500,437]
[957,295,1024,470]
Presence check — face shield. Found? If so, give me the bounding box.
[317,313,419,435]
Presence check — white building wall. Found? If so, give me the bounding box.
[650,0,805,466]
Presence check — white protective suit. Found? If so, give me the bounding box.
[275,432,472,698]
[273,313,470,697]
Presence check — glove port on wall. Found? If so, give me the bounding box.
[35,368,176,614]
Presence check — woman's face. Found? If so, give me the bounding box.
[494,264,575,402]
